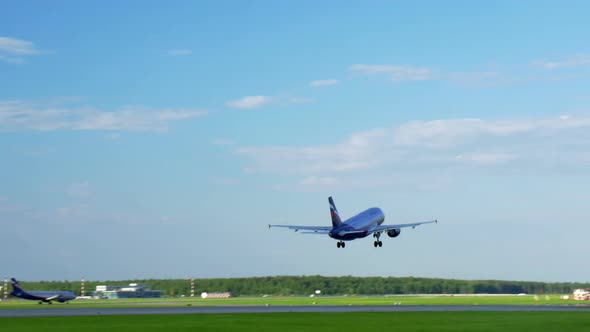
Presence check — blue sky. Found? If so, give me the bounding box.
[1,1,590,282]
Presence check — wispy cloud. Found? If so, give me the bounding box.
[350,64,435,81]
[226,95,312,109]
[309,79,339,87]
[235,114,590,189]
[533,54,590,69]
[167,49,192,56]
[211,138,235,146]
[0,100,208,132]
[0,37,38,54]
[226,95,275,109]
[0,36,40,64]
[236,128,387,174]
[454,152,517,165]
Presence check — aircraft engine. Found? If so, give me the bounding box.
[387,229,401,238]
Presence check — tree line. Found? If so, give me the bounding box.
[11,276,590,297]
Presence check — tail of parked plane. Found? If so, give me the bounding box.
[329,196,342,227]
[10,278,23,294]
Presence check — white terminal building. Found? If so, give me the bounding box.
[93,283,161,299]
[573,289,590,301]
[201,292,231,299]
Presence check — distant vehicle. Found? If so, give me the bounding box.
[269,196,437,248]
[10,278,77,304]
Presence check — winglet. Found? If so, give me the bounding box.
[435,219,438,224]
[268,224,271,229]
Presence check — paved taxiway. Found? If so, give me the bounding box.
[2,305,590,317]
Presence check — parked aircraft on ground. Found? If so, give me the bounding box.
[10,278,77,304]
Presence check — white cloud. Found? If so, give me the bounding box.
[226,96,275,109]
[0,100,208,132]
[167,49,192,56]
[236,128,387,174]
[0,37,38,54]
[350,64,435,81]
[0,37,39,64]
[226,95,311,109]
[455,152,517,165]
[309,79,339,87]
[533,55,590,69]
[392,118,535,147]
[234,114,590,189]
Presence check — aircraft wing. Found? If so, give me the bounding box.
[370,220,438,233]
[45,294,61,301]
[268,224,332,233]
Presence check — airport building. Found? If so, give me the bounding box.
[573,289,590,301]
[200,292,231,299]
[93,283,161,299]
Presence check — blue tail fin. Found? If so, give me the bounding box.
[329,196,342,227]
[10,278,23,294]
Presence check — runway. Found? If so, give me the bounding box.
[2,305,590,317]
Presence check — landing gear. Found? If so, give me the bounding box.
[336,241,345,248]
[373,232,383,248]
[38,301,43,305]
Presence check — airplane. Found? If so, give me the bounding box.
[9,278,77,304]
[269,196,437,248]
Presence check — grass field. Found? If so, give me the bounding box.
[1,312,590,332]
[1,294,588,309]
